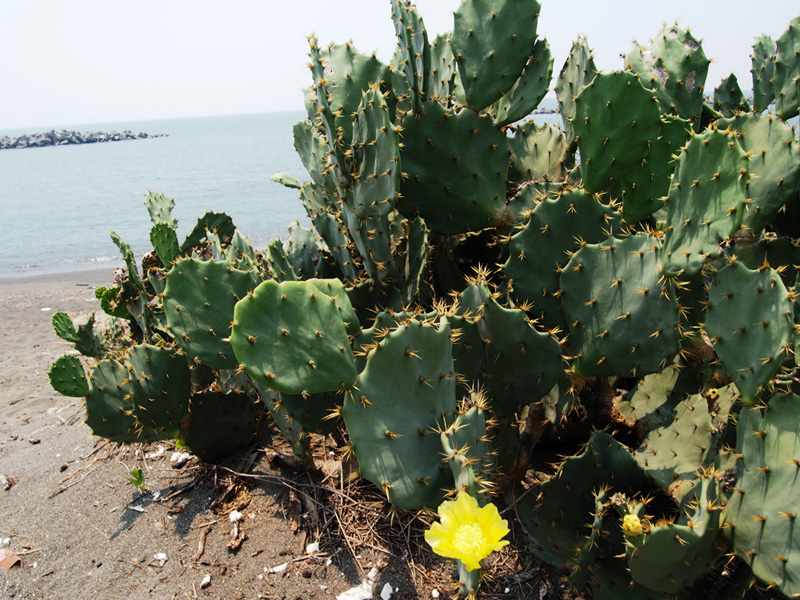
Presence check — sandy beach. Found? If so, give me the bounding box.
[0,267,554,600]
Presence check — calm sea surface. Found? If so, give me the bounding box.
[0,112,308,276]
[0,107,562,277]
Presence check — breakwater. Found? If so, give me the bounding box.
[0,129,167,150]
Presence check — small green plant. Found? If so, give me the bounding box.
[126,468,147,492]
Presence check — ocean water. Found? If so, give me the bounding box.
[0,112,308,276]
[0,106,564,278]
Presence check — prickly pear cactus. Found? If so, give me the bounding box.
[231,280,358,395]
[45,4,800,597]
[342,319,457,509]
[705,260,794,403]
[724,395,800,596]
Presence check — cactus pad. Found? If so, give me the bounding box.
[661,129,748,277]
[48,354,88,397]
[343,320,457,509]
[164,258,257,370]
[705,260,794,403]
[180,391,261,462]
[505,188,623,332]
[451,0,542,112]
[231,280,357,394]
[398,101,510,235]
[725,395,800,596]
[573,71,661,195]
[561,234,681,378]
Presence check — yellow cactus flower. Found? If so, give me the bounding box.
[622,513,643,537]
[424,492,510,571]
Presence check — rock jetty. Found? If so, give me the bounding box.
[0,129,167,150]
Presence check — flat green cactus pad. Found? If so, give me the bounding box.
[343,320,457,509]
[724,395,800,595]
[48,354,88,398]
[231,280,357,395]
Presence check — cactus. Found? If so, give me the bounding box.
[561,234,681,378]
[465,286,563,416]
[555,37,597,149]
[270,171,301,190]
[451,0,542,112]
[144,191,178,230]
[342,319,457,509]
[633,385,737,491]
[44,5,800,596]
[724,394,800,596]
[626,475,724,593]
[125,344,192,439]
[717,113,800,234]
[705,260,794,403]
[84,358,142,443]
[74,313,108,358]
[493,38,553,127]
[163,258,258,370]
[427,34,457,103]
[48,355,88,398]
[179,391,262,462]
[625,24,710,128]
[352,86,401,220]
[618,114,692,224]
[149,222,180,267]
[265,237,297,282]
[397,100,510,234]
[440,401,491,500]
[231,280,357,395]
[751,35,777,113]
[256,383,313,462]
[505,188,623,332]
[773,17,800,120]
[713,73,752,117]
[507,121,569,185]
[516,431,651,591]
[390,0,429,114]
[179,211,236,254]
[660,129,749,277]
[573,71,661,195]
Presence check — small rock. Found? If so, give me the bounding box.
[170,452,192,469]
[305,541,320,555]
[266,562,289,574]
[145,446,165,459]
[336,580,373,600]
[200,574,211,588]
[0,474,16,491]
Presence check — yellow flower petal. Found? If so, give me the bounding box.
[425,493,510,571]
[622,513,643,537]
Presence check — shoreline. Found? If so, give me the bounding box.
[0,265,118,290]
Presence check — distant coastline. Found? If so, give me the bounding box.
[0,129,167,150]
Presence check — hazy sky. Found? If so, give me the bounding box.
[1,1,797,130]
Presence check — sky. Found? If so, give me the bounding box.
[1,1,798,130]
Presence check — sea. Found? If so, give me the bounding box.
[0,111,309,277]
[0,105,563,278]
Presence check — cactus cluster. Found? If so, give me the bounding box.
[49,2,800,597]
